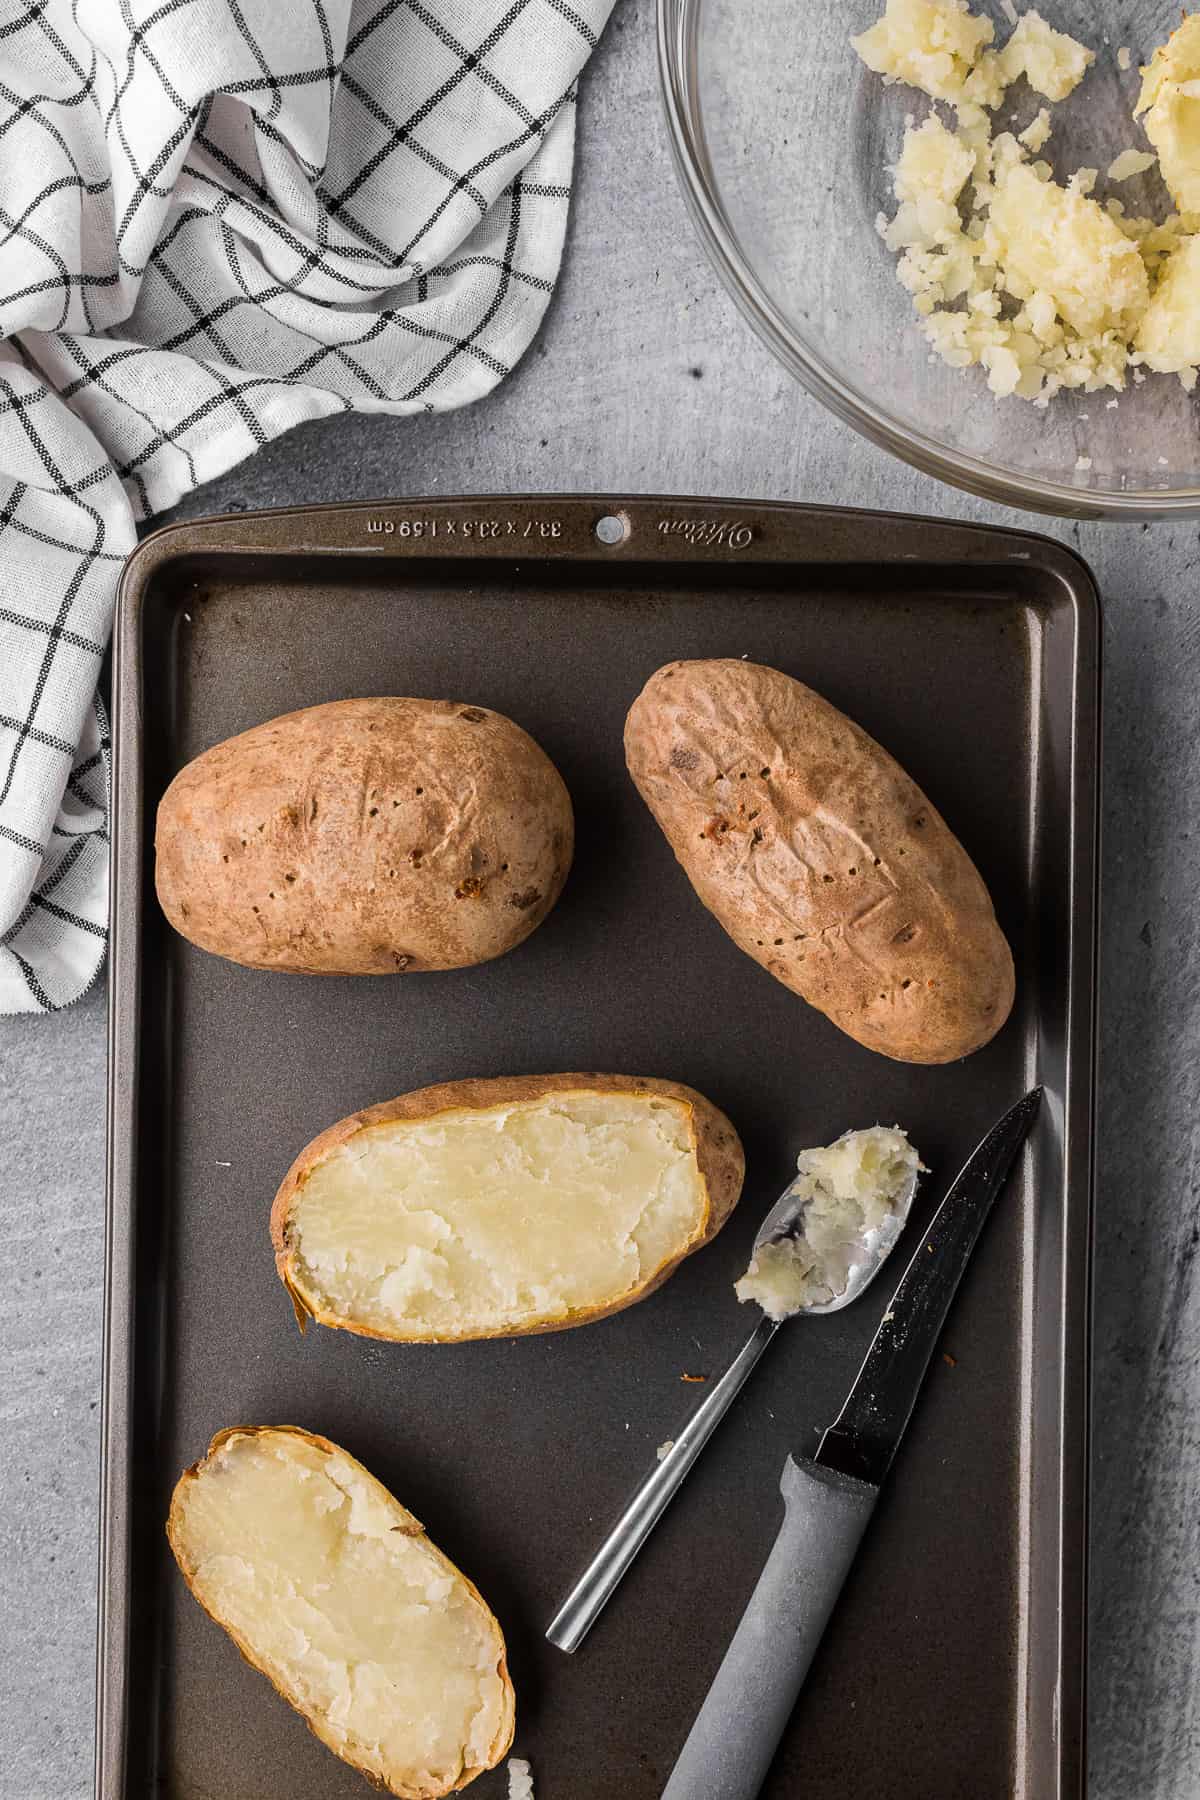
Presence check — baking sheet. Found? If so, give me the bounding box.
[101,497,1097,1799]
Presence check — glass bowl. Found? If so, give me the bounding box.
[659,0,1200,518]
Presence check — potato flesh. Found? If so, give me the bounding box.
[996,12,1093,103]
[1137,19,1200,213]
[987,164,1150,340]
[850,0,994,104]
[172,1433,507,1793]
[736,1127,918,1319]
[290,1093,706,1336]
[1136,233,1200,377]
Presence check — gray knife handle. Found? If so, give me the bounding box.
[661,1455,878,1800]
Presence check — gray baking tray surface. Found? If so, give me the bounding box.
[101,496,1097,1800]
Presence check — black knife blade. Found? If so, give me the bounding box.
[814,1088,1043,1488]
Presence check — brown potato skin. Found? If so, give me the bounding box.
[271,1073,745,1342]
[625,660,1015,1065]
[166,1425,515,1799]
[155,697,573,974]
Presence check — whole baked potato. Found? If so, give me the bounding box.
[625,659,1014,1064]
[155,697,573,974]
[272,1072,745,1341]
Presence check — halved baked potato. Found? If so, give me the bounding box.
[271,1073,745,1342]
[167,1425,514,1798]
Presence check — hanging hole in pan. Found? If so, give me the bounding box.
[595,512,629,547]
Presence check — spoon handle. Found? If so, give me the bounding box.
[545,1313,783,1653]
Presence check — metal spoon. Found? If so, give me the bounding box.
[545,1152,922,1654]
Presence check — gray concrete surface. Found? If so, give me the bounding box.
[2,1,1199,1794]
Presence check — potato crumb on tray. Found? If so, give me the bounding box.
[509,1758,535,1799]
[852,0,1200,403]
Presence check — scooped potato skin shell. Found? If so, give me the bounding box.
[624,659,1015,1065]
[166,1424,516,1799]
[154,696,574,975]
[271,1073,746,1342]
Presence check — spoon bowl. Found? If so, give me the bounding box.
[753,1156,922,1318]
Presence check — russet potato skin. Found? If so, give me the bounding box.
[154,697,574,974]
[624,659,1015,1065]
[166,1425,515,1799]
[271,1072,746,1341]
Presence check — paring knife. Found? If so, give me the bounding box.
[661,1088,1043,1800]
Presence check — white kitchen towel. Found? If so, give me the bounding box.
[0,0,612,1012]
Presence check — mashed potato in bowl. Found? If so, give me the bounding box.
[853,2,1200,400]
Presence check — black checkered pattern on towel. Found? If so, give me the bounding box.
[0,0,611,1011]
